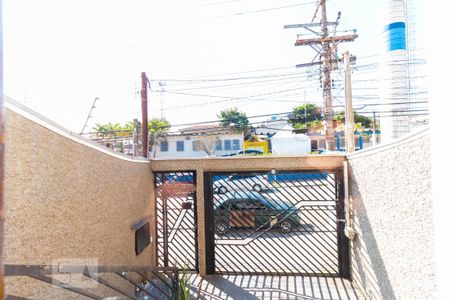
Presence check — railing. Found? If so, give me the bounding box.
[5,264,179,300]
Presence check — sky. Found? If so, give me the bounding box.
[4,0,425,133]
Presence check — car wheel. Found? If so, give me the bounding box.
[215,221,229,235]
[218,186,228,194]
[252,183,262,192]
[279,220,293,233]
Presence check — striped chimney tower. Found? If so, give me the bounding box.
[379,0,410,142]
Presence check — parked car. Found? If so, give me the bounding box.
[220,149,264,157]
[214,174,271,194]
[214,191,301,234]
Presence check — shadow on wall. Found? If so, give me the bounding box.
[349,164,396,300]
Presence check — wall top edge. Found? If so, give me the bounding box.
[346,126,430,159]
[150,154,346,163]
[5,96,149,164]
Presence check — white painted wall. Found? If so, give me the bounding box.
[153,133,244,158]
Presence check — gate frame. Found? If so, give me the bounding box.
[204,168,350,278]
[154,171,199,272]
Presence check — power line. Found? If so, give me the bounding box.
[158,74,310,92]
[148,70,310,83]
[85,99,429,135]
[202,1,316,19]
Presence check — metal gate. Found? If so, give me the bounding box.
[155,171,198,271]
[204,170,349,277]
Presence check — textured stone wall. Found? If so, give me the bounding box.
[4,102,152,298]
[347,128,436,299]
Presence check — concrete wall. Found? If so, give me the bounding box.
[4,99,153,298]
[347,127,436,299]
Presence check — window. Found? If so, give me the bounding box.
[232,139,240,150]
[215,139,223,151]
[224,140,231,151]
[319,139,326,149]
[192,140,201,152]
[160,141,168,152]
[176,141,184,152]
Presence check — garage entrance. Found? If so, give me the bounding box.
[204,170,349,277]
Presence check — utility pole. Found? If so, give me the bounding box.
[80,97,99,135]
[304,89,307,122]
[286,0,358,151]
[159,81,166,119]
[372,111,377,146]
[320,0,335,150]
[343,51,355,153]
[141,72,149,158]
[133,118,140,157]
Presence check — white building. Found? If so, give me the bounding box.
[153,124,244,158]
[270,125,311,155]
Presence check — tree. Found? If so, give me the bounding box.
[333,111,372,130]
[148,118,171,156]
[290,103,323,131]
[91,119,171,156]
[92,123,108,138]
[196,135,220,156]
[92,122,122,138]
[218,108,250,133]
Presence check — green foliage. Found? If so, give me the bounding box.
[148,118,170,134]
[332,111,372,129]
[218,108,250,132]
[290,103,323,130]
[92,122,123,138]
[91,119,171,155]
[177,258,198,300]
[178,271,191,300]
[92,119,170,137]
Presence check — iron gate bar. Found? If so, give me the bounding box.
[162,175,169,267]
[5,265,179,300]
[212,171,330,274]
[278,173,335,202]
[164,201,197,264]
[266,174,333,204]
[82,271,136,299]
[155,171,198,272]
[135,271,175,300]
[214,228,328,274]
[116,272,160,300]
[164,200,197,266]
[284,211,338,259]
[208,169,343,276]
[204,172,215,275]
[212,181,330,275]
[298,208,339,257]
[28,273,102,300]
[213,176,327,240]
[336,169,351,279]
[214,184,335,245]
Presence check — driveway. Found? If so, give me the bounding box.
[189,273,363,300]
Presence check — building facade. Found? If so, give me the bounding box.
[153,130,244,159]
